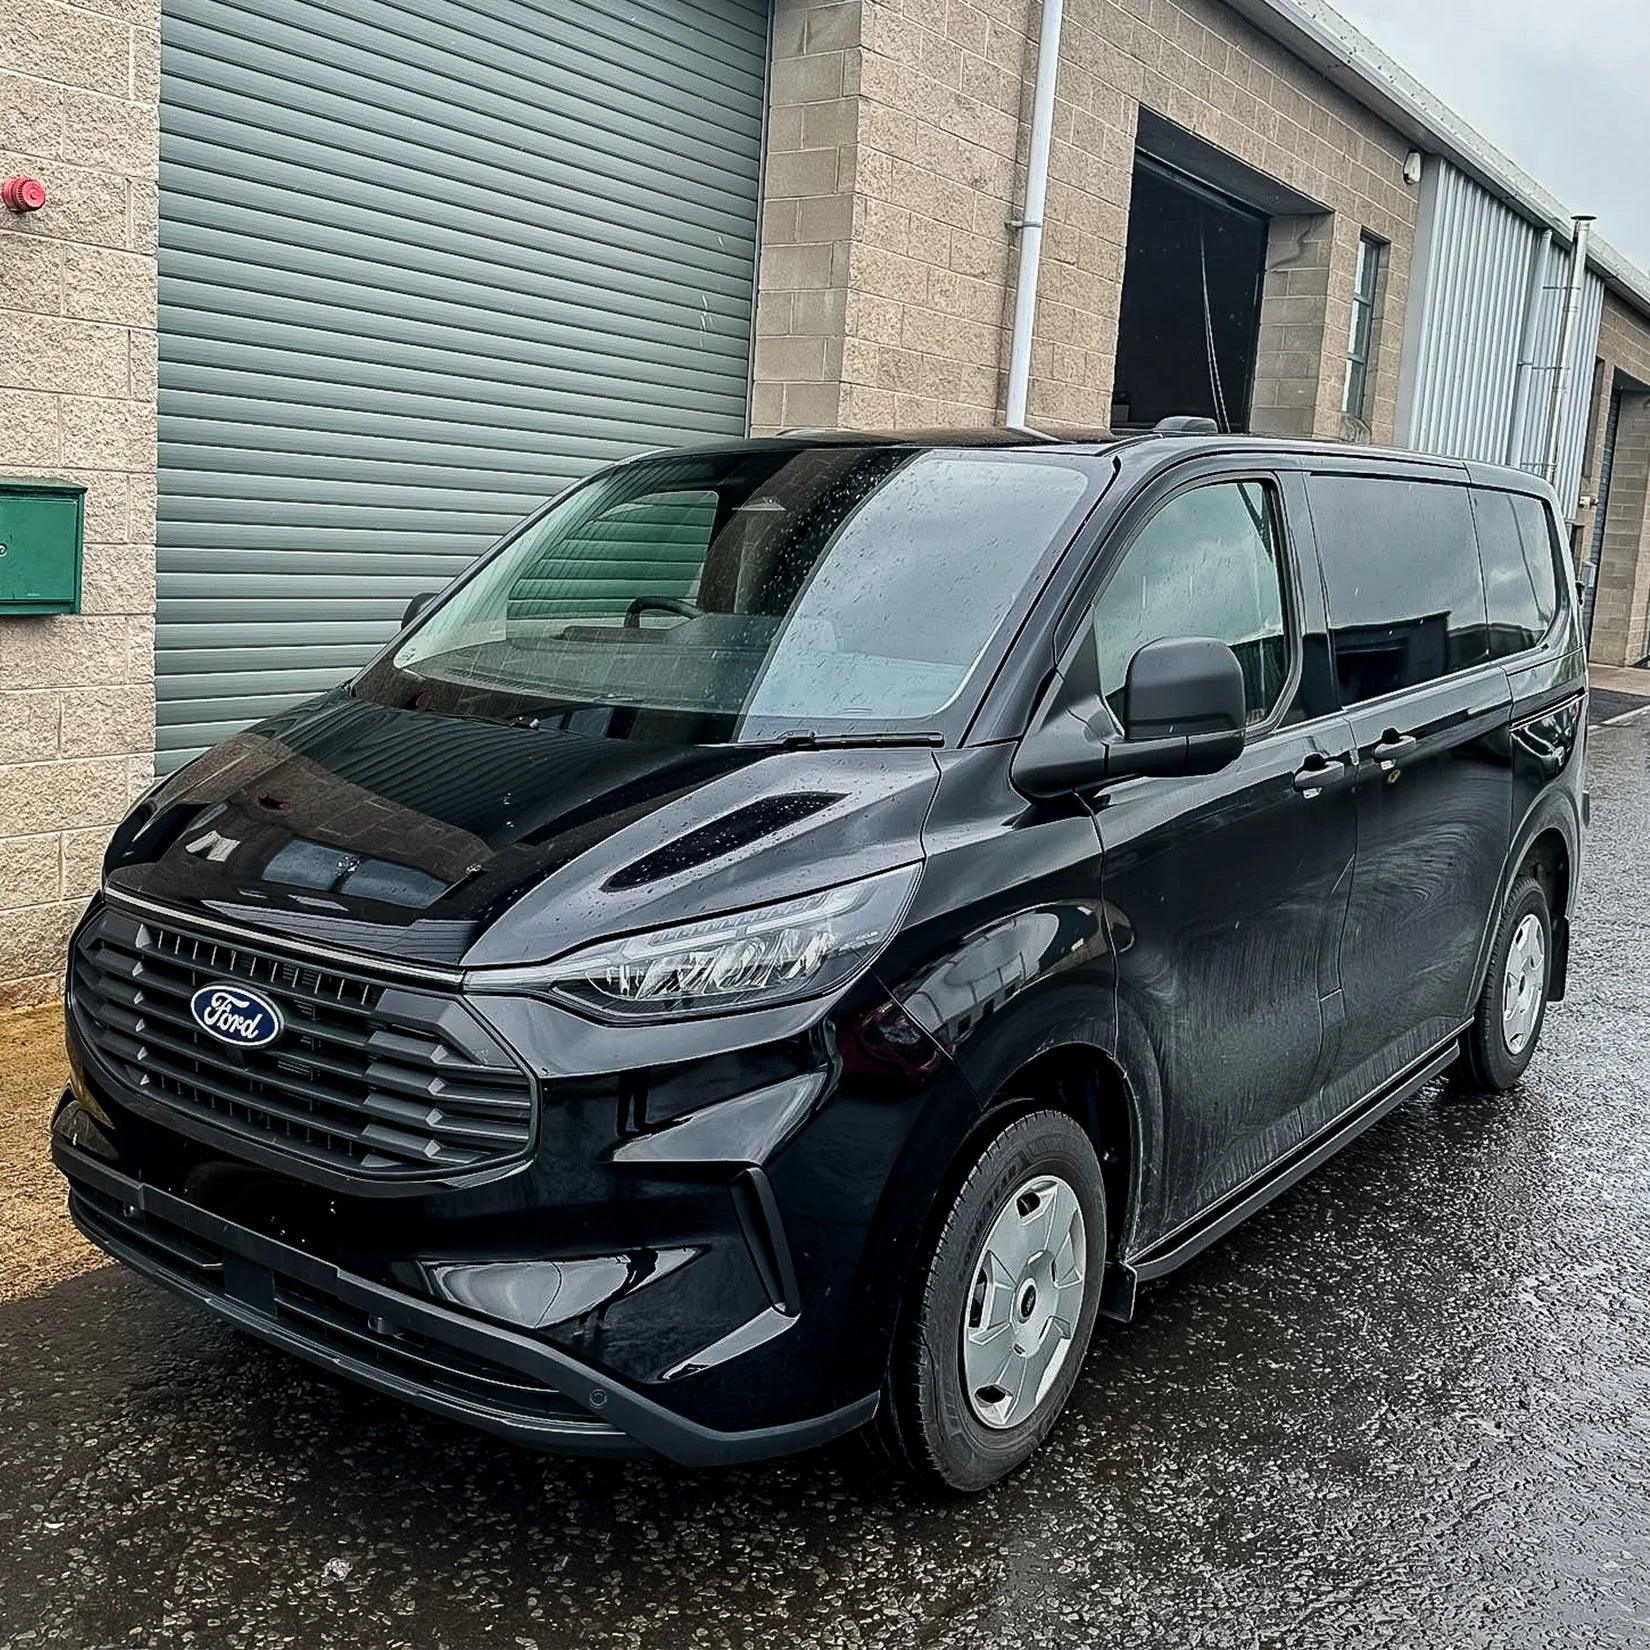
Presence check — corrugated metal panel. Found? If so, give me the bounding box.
[156,0,768,769]
[1398,160,1602,518]
[1532,252,1605,519]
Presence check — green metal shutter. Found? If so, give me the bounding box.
[156,0,769,768]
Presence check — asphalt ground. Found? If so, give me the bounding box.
[2,719,1647,1649]
[1588,687,1650,726]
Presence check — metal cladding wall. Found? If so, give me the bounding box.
[155,0,769,769]
[1398,159,1603,519]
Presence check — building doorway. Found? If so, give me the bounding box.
[1112,156,1269,432]
[1583,377,1623,644]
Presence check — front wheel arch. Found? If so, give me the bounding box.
[950,1043,1139,1268]
[872,1040,1144,1378]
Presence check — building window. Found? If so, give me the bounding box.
[1343,234,1383,420]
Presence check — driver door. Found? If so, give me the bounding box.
[1087,470,1358,1231]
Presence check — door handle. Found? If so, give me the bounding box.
[1370,729,1418,771]
[1292,753,1350,795]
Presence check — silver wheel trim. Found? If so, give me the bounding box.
[1501,911,1546,1055]
[961,1173,1086,1430]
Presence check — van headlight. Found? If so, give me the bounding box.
[481,865,920,1022]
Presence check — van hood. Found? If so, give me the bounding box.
[103,694,941,969]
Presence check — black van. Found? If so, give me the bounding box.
[53,429,1586,1491]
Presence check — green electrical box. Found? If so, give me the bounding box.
[0,478,86,615]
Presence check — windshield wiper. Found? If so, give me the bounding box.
[764,730,945,750]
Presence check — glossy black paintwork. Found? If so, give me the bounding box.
[1323,664,1514,1111]
[102,691,940,971]
[56,432,1587,1462]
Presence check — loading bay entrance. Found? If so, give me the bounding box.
[1114,112,1332,439]
[1114,156,1269,432]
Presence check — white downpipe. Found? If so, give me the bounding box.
[1004,0,1064,429]
[1543,214,1594,490]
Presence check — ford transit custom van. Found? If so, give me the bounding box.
[53,429,1586,1490]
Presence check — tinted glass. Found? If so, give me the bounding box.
[507,491,717,624]
[1471,489,1562,658]
[1091,481,1289,725]
[1309,475,1489,705]
[359,446,1101,743]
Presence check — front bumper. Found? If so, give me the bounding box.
[55,892,982,1463]
[55,1121,876,1466]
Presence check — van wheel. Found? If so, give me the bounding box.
[872,1110,1105,1493]
[1452,875,1552,1093]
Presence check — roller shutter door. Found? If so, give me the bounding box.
[156,0,769,768]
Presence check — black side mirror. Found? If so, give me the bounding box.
[1112,637,1247,778]
[1011,636,1248,798]
[402,590,437,626]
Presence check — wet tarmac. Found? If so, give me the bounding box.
[1587,687,1650,727]
[3,720,1647,1650]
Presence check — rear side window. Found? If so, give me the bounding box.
[1089,480,1290,726]
[1308,475,1489,706]
[1471,489,1562,657]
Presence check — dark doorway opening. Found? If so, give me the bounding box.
[1113,157,1269,432]
[1583,376,1623,645]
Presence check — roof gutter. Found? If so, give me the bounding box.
[1223,0,1650,318]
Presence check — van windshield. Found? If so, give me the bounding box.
[354,445,1103,744]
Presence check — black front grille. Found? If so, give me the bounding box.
[72,903,534,1177]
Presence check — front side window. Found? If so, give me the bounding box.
[1342,234,1383,421]
[1089,480,1291,727]
[1309,475,1489,705]
[1471,489,1564,658]
[358,446,1103,744]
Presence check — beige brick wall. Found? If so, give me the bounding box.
[0,0,159,1010]
[753,0,1418,439]
[836,0,1032,429]
[1588,390,1650,667]
[1251,211,1332,438]
[1253,211,1396,443]
[751,0,861,432]
[1578,293,1650,666]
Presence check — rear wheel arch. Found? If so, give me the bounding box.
[1521,826,1570,922]
[1453,869,1553,1092]
[1470,807,1577,1007]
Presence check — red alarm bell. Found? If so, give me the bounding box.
[2,176,48,213]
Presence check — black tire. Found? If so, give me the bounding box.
[1451,874,1552,1093]
[872,1109,1106,1493]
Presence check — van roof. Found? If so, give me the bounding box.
[692,428,1559,500]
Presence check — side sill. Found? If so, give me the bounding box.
[1120,1031,1465,1291]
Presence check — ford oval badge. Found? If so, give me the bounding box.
[189,982,283,1048]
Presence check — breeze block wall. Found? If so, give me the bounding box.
[751,0,1419,437]
[1580,293,1650,667]
[0,0,161,1010]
